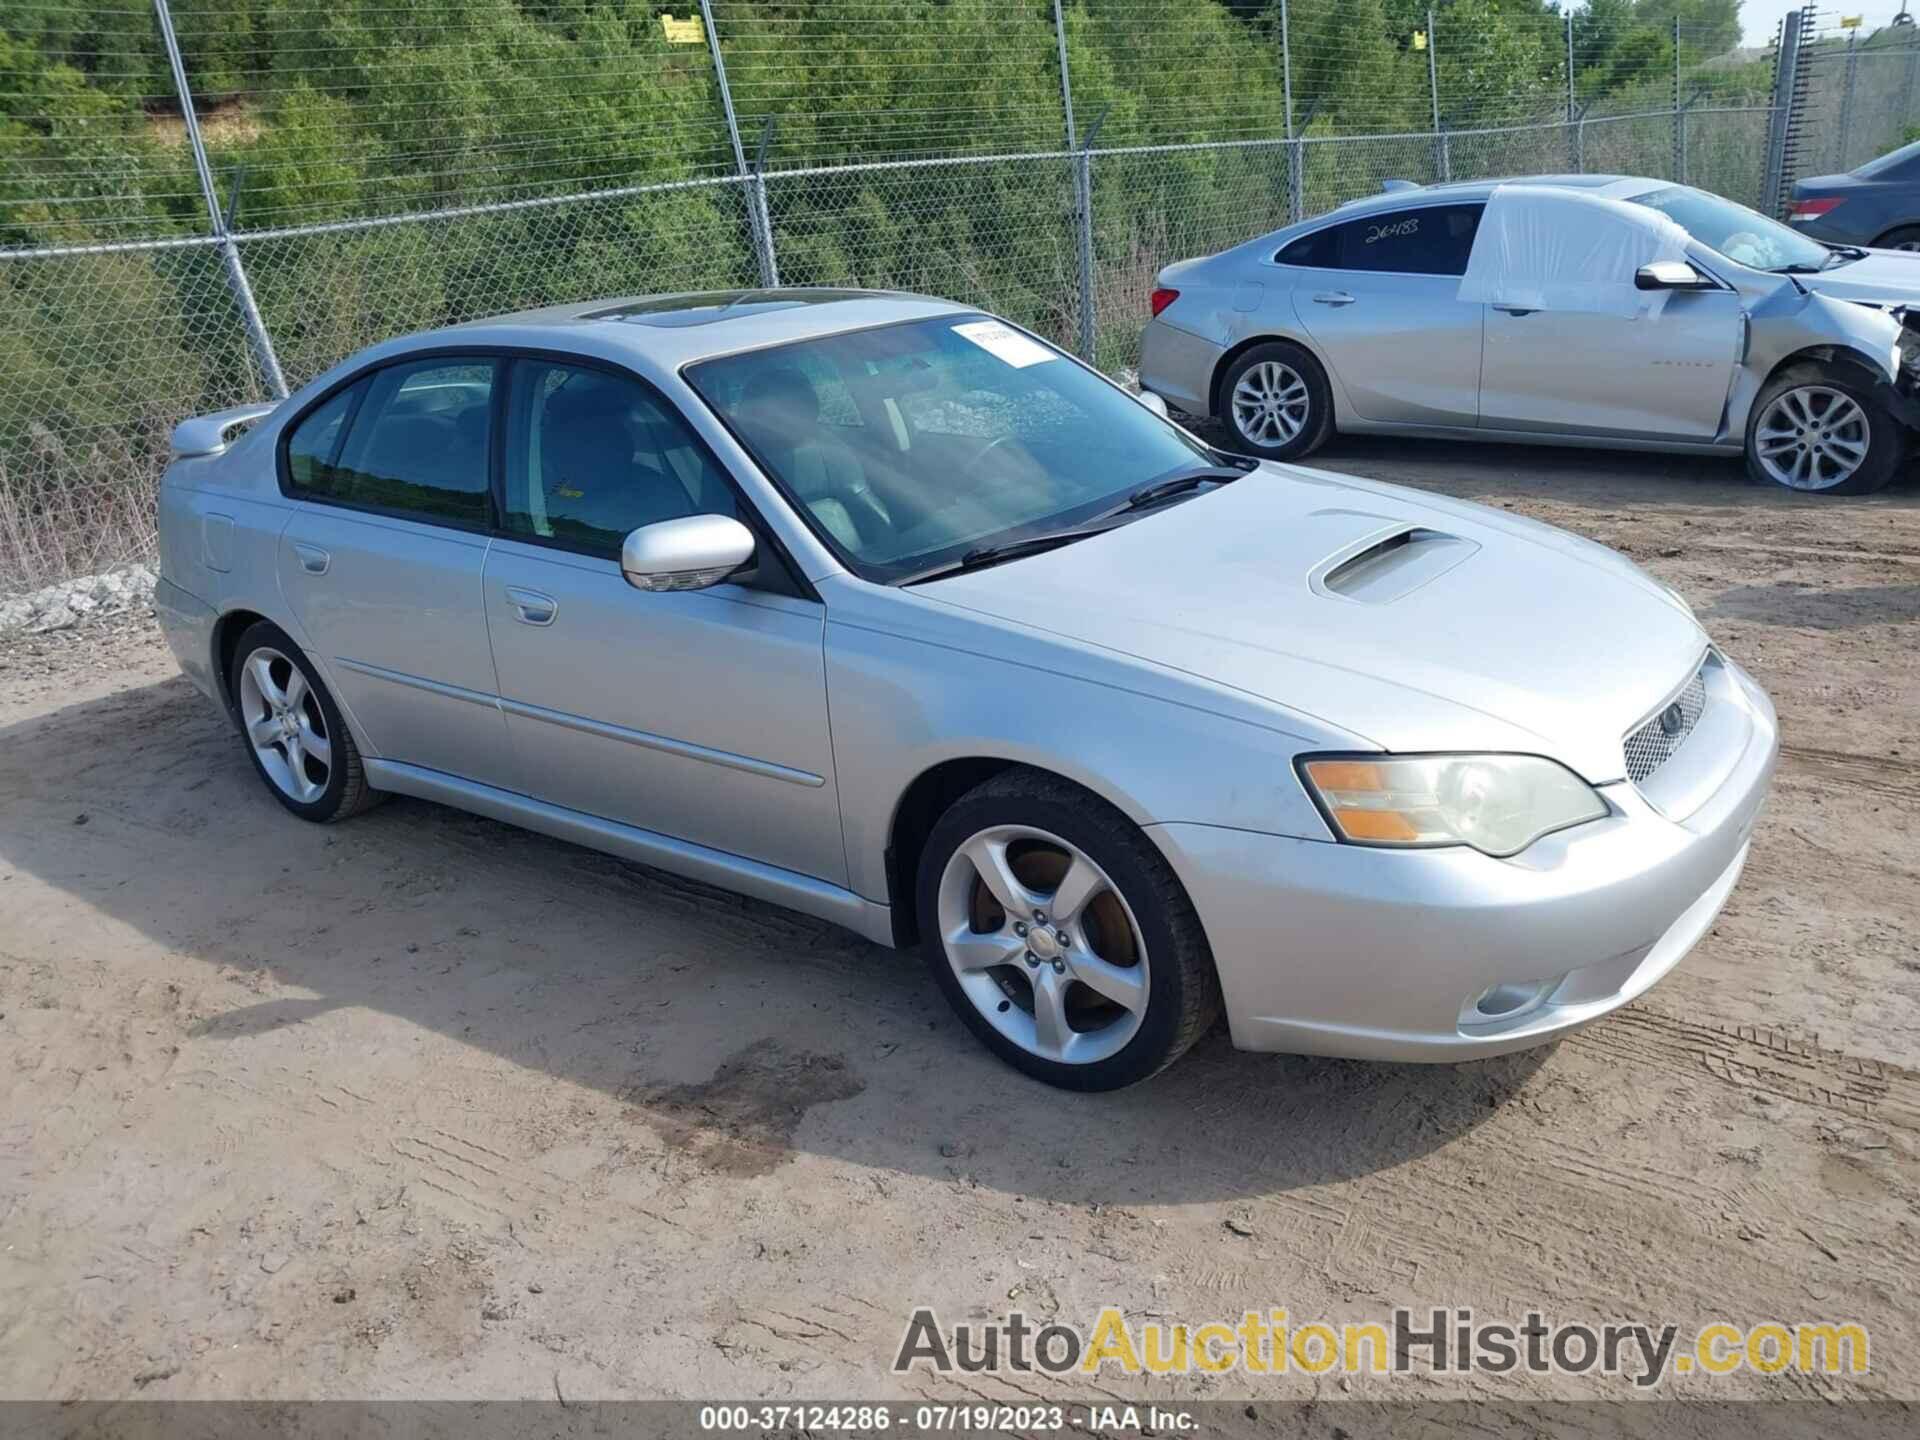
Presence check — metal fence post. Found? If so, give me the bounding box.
[1074,111,1107,365]
[152,0,286,397]
[1281,0,1301,225]
[1427,9,1449,182]
[1763,9,1808,218]
[1052,0,1100,363]
[1838,28,1861,171]
[1672,17,1683,180]
[699,0,778,288]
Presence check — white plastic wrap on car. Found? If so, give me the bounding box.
[1457,184,1691,319]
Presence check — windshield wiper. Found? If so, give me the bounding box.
[1769,261,1826,274]
[1113,468,1244,518]
[898,526,1115,586]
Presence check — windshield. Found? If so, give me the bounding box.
[1631,185,1833,272]
[685,315,1215,582]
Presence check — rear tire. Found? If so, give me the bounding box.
[1873,225,1920,252]
[1217,340,1334,461]
[1743,362,1906,496]
[228,620,381,823]
[916,768,1220,1090]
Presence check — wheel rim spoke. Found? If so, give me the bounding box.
[1757,386,1868,489]
[298,722,331,769]
[962,835,1040,917]
[1065,948,1147,1014]
[1029,973,1073,1059]
[247,654,286,710]
[944,922,1025,973]
[1048,855,1103,926]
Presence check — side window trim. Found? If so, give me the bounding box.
[276,355,500,536]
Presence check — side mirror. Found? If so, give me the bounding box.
[1135,389,1171,419]
[1634,260,1714,291]
[621,514,755,593]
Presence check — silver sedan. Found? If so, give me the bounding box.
[156,289,1775,1089]
[1140,174,1920,495]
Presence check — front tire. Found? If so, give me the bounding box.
[1218,340,1334,461]
[228,620,380,822]
[1744,362,1906,495]
[1874,225,1920,252]
[916,768,1220,1090]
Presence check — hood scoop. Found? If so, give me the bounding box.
[1312,525,1479,604]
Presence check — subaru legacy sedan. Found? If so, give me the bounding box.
[156,289,1776,1089]
[1142,174,1920,495]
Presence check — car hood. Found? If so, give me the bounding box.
[1796,249,1920,304]
[917,465,1706,783]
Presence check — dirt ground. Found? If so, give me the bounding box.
[2,440,1917,1409]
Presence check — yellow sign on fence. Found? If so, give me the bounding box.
[661,14,706,44]
[1840,15,1863,27]
[1413,30,1427,50]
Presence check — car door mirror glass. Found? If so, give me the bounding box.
[621,514,755,592]
[1635,261,1710,291]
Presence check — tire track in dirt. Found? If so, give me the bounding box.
[1571,1004,1920,1132]
[1777,744,1920,803]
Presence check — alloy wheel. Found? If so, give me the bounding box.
[935,825,1149,1066]
[1231,360,1310,447]
[1753,385,1870,491]
[238,646,332,804]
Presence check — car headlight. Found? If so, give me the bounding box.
[1298,754,1610,858]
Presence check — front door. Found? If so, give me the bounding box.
[275,355,514,784]
[1477,286,1742,439]
[480,356,845,885]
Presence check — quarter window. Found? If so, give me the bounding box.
[288,358,496,527]
[501,360,738,555]
[1275,204,1484,276]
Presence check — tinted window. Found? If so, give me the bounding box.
[283,381,361,492]
[294,359,496,526]
[501,361,737,554]
[1275,204,1483,275]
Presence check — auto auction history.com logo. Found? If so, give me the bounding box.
[892,1306,1870,1389]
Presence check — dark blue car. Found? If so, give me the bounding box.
[1787,139,1920,250]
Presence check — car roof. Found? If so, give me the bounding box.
[388,288,974,372]
[1320,173,1659,219]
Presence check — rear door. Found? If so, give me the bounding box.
[276,356,515,785]
[1277,202,1485,426]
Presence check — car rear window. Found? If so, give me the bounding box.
[1275,203,1483,276]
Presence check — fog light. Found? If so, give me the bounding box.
[1462,977,1561,1028]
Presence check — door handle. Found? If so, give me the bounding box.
[292,542,330,575]
[1311,291,1356,307]
[505,587,558,626]
[1492,304,1538,316]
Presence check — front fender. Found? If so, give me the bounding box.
[820,601,1355,906]
[1734,286,1908,433]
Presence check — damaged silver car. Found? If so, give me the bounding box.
[1140,174,1920,495]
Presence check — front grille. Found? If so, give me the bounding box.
[1623,665,1708,785]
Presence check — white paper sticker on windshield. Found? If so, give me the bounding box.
[952,320,1056,368]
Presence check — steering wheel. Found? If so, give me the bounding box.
[1721,231,1768,268]
[961,432,1024,476]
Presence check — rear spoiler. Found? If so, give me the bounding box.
[170,401,281,459]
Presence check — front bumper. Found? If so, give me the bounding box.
[1151,658,1779,1062]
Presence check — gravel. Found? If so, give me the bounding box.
[0,565,157,636]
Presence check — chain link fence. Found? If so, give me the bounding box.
[1,2,1911,596]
